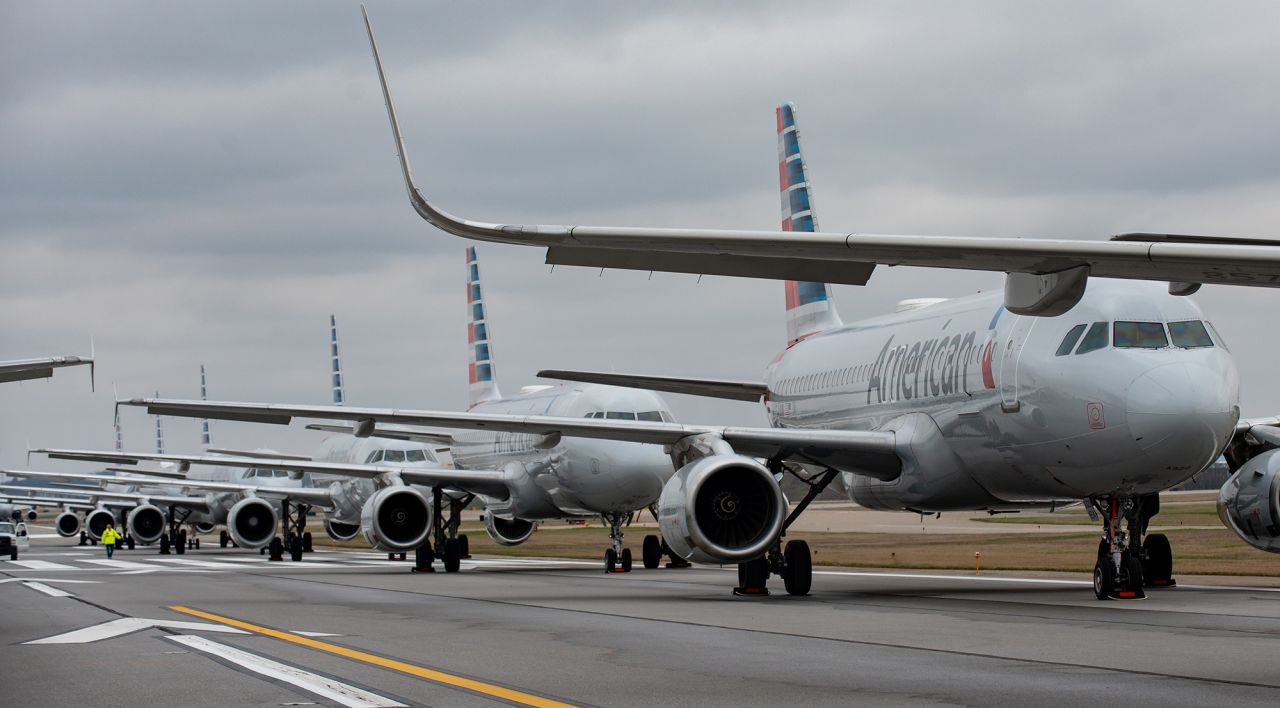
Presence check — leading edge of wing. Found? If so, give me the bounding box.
[361,9,1280,289]
[537,369,767,402]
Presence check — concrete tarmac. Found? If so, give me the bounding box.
[3,531,1279,707]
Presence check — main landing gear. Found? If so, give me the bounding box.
[413,488,474,574]
[1090,494,1173,601]
[274,501,313,562]
[732,463,836,598]
[160,506,192,556]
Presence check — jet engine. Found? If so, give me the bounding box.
[22,509,37,521]
[126,504,167,545]
[359,486,431,551]
[656,454,787,565]
[85,508,115,541]
[227,497,278,549]
[1218,448,1280,552]
[193,522,217,534]
[323,516,362,542]
[55,511,81,537]
[483,514,536,546]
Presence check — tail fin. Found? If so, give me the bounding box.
[199,365,212,448]
[112,383,123,452]
[777,102,842,345]
[330,314,346,406]
[466,247,502,408]
[154,391,164,454]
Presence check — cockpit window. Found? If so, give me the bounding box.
[636,411,663,422]
[1075,322,1109,354]
[1114,321,1168,349]
[606,411,637,420]
[364,450,383,464]
[406,449,434,463]
[274,470,288,478]
[660,411,676,423]
[383,450,406,463]
[1055,324,1087,356]
[1205,321,1229,351]
[1168,320,1214,348]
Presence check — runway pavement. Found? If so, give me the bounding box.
[4,530,1279,707]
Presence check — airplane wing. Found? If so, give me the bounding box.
[35,448,514,499]
[538,369,767,402]
[8,468,338,509]
[204,448,312,461]
[0,355,94,388]
[0,494,98,510]
[121,398,903,479]
[362,8,1280,310]
[304,423,455,446]
[0,485,147,509]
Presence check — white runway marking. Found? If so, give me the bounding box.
[149,558,257,569]
[0,577,98,585]
[23,581,72,597]
[26,617,250,644]
[6,559,77,570]
[167,635,406,707]
[292,631,341,637]
[81,558,161,570]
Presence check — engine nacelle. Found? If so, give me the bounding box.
[657,454,787,565]
[360,486,431,552]
[483,514,536,546]
[227,497,278,549]
[1218,448,1280,552]
[126,504,167,545]
[85,508,115,541]
[193,522,217,534]
[23,509,37,521]
[323,516,362,542]
[55,511,81,537]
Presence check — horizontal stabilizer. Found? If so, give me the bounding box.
[537,369,767,402]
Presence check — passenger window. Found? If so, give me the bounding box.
[1075,322,1109,354]
[636,411,663,422]
[1114,321,1168,349]
[606,411,636,420]
[1055,324,1087,356]
[1169,320,1214,348]
[383,450,406,463]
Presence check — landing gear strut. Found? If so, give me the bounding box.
[603,512,633,573]
[1090,494,1168,600]
[280,501,311,562]
[423,488,474,574]
[162,505,192,556]
[733,462,835,597]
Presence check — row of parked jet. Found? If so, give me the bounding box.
[7,8,1280,601]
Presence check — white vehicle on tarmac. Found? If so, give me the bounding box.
[0,520,31,560]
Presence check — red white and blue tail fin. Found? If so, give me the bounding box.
[777,101,842,346]
[329,314,346,406]
[154,390,164,454]
[466,247,502,408]
[199,364,212,448]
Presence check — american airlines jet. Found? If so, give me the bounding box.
[114,10,1280,599]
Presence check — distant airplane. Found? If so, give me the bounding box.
[0,355,93,388]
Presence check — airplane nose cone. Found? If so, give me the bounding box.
[1127,362,1236,473]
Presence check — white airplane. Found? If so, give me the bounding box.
[0,354,94,387]
[101,255,684,572]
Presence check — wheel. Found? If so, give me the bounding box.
[458,534,470,558]
[736,557,769,595]
[9,550,15,561]
[642,535,662,569]
[620,548,633,572]
[443,538,461,573]
[290,536,303,562]
[1093,558,1116,601]
[414,541,434,572]
[604,548,617,573]
[269,536,285,560]
[388,552,396,561]
[782,540,813,596]
[1122,551,1145,598]
[260,547,267,555]
[160,534,171,554]
[302,531,313,553]
[126,537,136,550]
[1143,533,1173,585]
[194,537,200,550]
[399,552,407,561]
[176,530,187,555]
[220,530,229,548]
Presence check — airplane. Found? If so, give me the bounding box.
[0,354,94,387]
[111,12,1280,600]
[102,254,684,573]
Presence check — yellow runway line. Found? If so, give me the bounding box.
[169,605,577,708]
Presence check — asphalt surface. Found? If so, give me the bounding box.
[4,530,1280,707]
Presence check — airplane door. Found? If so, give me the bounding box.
[998,315,1035,412]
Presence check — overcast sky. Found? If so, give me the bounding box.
[4,1,1280,471]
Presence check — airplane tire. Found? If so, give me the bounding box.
[176,530,187,555]
[738,557,769,593]
[290,536,303,562]
[159,534,171,554]
[443,538,461,573]
[194,537,200,550]
[220,530,229,548]
[1143,533,1173,584]
[126,537,136,550]
[302,531,313,553]
[1123,552,1145,596]
[269,536,284,561]
[414,541,434,572]
[620,548,633,573]
[642,535,662,569]
[9,549,16,561]
[782,540,812,596]
[1093,559,1115,600]
[458,534,470,558]
[604,548,617,573]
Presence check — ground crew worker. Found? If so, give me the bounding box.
[100,521,121,559]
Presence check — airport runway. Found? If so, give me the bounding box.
[4,531,1279,707]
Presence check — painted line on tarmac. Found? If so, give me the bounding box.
[814,570,1092,586]
[6,559,78,570]
[167,635,405,708]
[171,605,579,708]
[26,617,249,644]
[23,581,73,597]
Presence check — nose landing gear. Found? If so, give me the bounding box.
[604,512,633,573]
[1090,494,1171,600]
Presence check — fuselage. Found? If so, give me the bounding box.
[450,384,676,518]
[765,279,1239,510]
